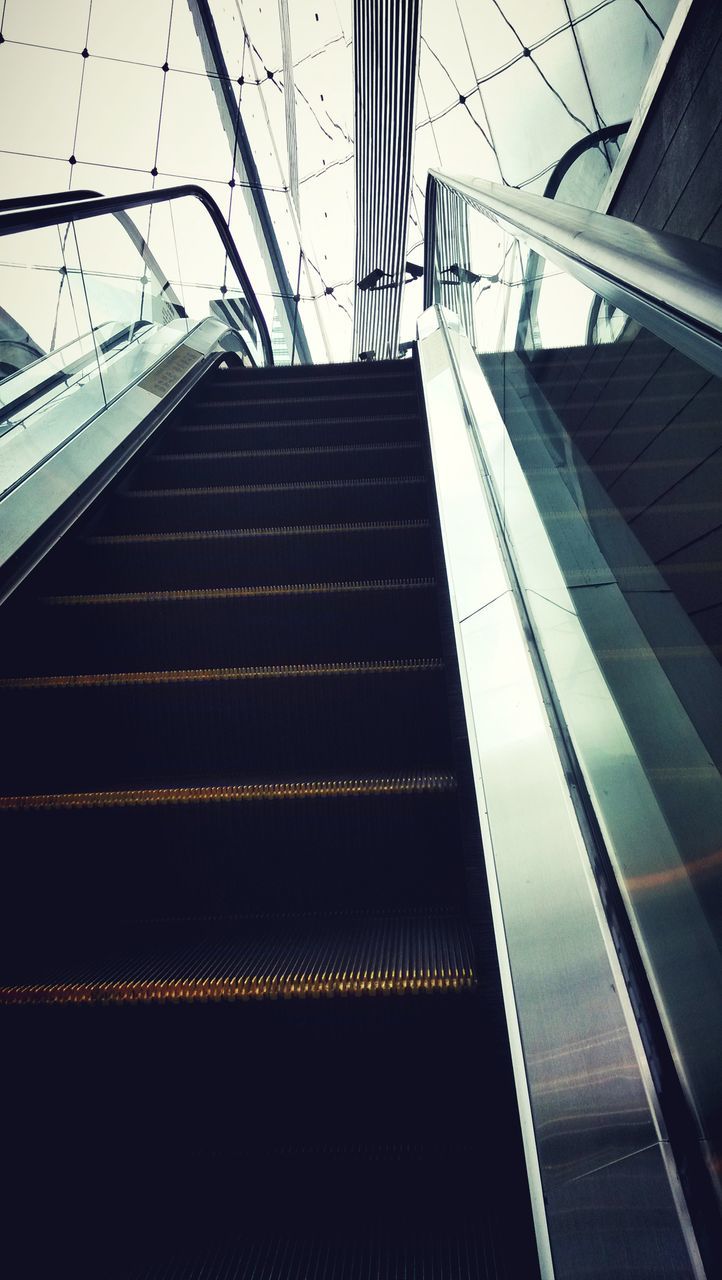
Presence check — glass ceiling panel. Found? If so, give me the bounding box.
[487,0,574,49]
[157,71,238,182]
[532,28,600,133]
[0,43,83,158]
[2,0,90,51]
[87,0,172,65]
[166,2,212,74]
[572,0,678,121]
[555,143,622,206]
[69,161,152,196]
[75,58,164,172]
[227,192,281,313]
[258,79,292,185]
[0,222,89,355]
[482,55,586,189]
[0,0,680,363]
[0,153,68,201]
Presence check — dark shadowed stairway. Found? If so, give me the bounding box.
[0,357,540,1278]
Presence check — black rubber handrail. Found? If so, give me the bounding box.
[0,190,100,212]
[0,185,274,367]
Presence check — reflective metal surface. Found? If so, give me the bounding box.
[417,305,705,1278]
[0,319,226,590]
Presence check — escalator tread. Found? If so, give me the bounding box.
[0,908,476,1003]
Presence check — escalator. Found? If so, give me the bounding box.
[1,356,540,1277]
[4,159,719,1278]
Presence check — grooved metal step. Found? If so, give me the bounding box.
[44,576,435,607]
[0,657,443,690]
[87,517,430,545]
[0,908,474,1005]
[0,771,456,811]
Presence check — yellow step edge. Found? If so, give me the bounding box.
[0,969,476,1006]
[0,658,444,691]
[176,412,418,430]
[126,475,426,498]
[196,391,414,408]
[154,441,421,461]
[0,772,457,811]
[45,578,435,607]
[88,518,430,545]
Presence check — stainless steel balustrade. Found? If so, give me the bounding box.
[420,168,722,1278]
[417,303,707,1280]
[424,170,722,377]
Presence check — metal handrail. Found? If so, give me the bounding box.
[0,184,274,367]
[0,190,101,212]
[424,169,722,378]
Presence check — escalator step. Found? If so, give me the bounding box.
[1,587,443,673]
[122,474,426,498]
[1,655,442,689]
[174,412,418,431]
[200,368,415,397]
[153,440,421,459]
[136,439,423,486]
[54,520,434,591]
[129,1231,507,1280]
[88,517,428,544]
[0,770,456,810]
[1,661,452,789]
[45,573,432,603]
[191,392,418,421]
[1,782,467,923]
[106,486,427,532]
[0,909,475,1004]
[103,475,429,531]
[170,413,421,450]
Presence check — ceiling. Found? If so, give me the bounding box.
[0,0,678,361]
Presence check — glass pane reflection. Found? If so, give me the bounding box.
[0,189,266,497]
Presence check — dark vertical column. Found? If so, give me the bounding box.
[352,0,422,360]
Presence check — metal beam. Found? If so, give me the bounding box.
[188,0,311,364]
